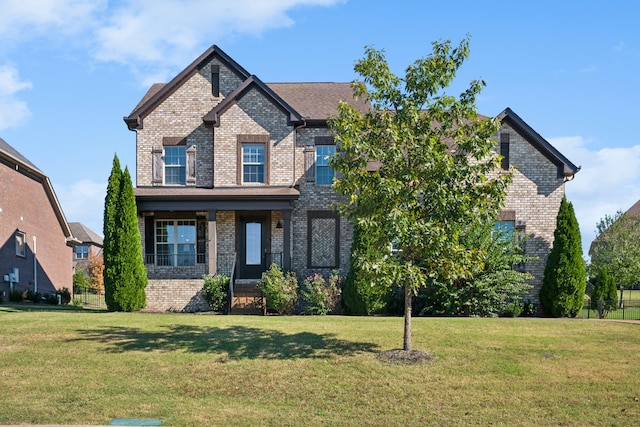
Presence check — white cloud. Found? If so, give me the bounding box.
[56,179,106,236]
[93,0,344,82]
[0,0,106,42]
[0,64,33,130]
[549,136,640,258]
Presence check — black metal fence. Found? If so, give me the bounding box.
[579,299,640,320]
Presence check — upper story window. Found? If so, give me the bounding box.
[155,220,196,266]
[165,146,186,185]
[316,145,335,185]
[242,143,265,183]
[15,231,26,257]
[75,245,89,259]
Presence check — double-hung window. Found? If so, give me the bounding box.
[242,143,265,183]
[315,145,335,185]
[155,220,196,266]
[75,245,89,259]
[164,146,186,185]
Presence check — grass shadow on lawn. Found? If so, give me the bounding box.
[70,324,380,360]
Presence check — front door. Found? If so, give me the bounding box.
[239,216,267,279]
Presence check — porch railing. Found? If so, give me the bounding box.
[144,253,206,266]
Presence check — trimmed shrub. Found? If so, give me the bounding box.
[257,264,298,315]
[590,268,618,318]
[57,287,71,305]
[9,289,24,303]
[202,274,229,312]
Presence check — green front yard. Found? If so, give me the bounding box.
[0,308,638,426]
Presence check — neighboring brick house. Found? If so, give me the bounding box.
[69,222,103,272]
[0,137,77,298]
[124,45,578,312]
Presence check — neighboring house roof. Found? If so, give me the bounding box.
[625,199,640,216]
[0,137,77,244]
[69,222,103,247]
[498,108,580,179]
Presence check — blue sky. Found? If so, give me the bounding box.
[1,0,638,258]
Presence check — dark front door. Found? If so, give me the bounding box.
[239,216,267,279]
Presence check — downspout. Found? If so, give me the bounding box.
[292,117,307,187]
[33,236,37,293]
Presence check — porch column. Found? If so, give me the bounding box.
[283,209,291,269]
[208,210,217,275]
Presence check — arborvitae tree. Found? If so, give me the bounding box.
[540,196,586,317]
[590,268,618,317]
[342,223,389,315]
[111,167,147,311]
[103,155,122,311]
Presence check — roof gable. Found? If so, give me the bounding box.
[203,75,302,126]
[0,137,74,241]
[124,45,251,130]
[498,107,579,178]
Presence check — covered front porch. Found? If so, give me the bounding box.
[135,186,298,312]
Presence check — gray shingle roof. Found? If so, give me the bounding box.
[69,222,103,246]
[0,137,42,173]
[267,82,368,121]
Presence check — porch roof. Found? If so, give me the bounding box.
[134,186,299,212]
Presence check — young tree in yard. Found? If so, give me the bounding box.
[86,251,104,293]
[589,267,617,318]
[540,197,586,317]
[110,167,147,311]
[329,37,511,351]
[589,211,640,290]
[103,155,122,310]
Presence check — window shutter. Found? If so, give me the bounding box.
[304,147,315,182]
[186,145,196,186]
[152,145,163,185]
[144,216,155,265]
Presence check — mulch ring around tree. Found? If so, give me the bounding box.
[377,349,436,364]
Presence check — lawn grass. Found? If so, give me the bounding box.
[0,307,638,426]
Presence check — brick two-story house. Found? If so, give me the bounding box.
[124,45,578,312]
[0,137,77,298]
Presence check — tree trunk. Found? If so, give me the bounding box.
[403,282,412,351]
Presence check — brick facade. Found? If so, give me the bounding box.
[0,142,74,298]
[126,46,576,312]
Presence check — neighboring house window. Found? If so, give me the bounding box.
[500,133,510,170]
[155,220,196,266]
[15,231,26,257]
[164,146,186,185]
[307,211,340,268]
[75,245,89,259]
[242,143,265,183]
[316,145,335,185]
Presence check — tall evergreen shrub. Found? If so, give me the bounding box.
[103,155,122,311]
[110,167,147,311]
[540,197,586,317]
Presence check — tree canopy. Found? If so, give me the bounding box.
[329,37,511,350]
[589,211,640,289]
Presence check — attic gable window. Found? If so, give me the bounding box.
[15,231,26,257]
[211,64,220,97]
[500,133,510,170]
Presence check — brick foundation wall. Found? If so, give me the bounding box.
[144,278,210,312]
